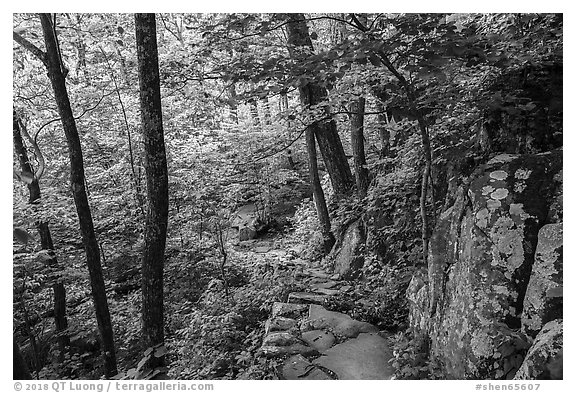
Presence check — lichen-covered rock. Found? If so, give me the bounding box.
[409,150,562,379]
[331,220,365,279]
[406,270,428,334]
[514,319,563,380]
[522,224,563,338]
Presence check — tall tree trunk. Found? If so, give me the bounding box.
[38,14,117,377]
[13,110,70,359]
[135,13,169,368]
[349,97,369,197]
[285,13,353,197]
[306,128,335,253]
[13,337,32,380]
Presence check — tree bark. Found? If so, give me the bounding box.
[227,84,239,124]
[285,13,354,197]
[249,99,261,130]
[306,128,335,253]
[349,12,433,266]
[13,337,32,380]
[375,99,391,158]
[13,110,70,358]
[261,97,272,125]
[349,97,369,197]
[376,53,432,266]
[279,92,295,169]
[38,14,117,377]
[135,13,169,368]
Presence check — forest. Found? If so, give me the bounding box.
[12,13,563,381]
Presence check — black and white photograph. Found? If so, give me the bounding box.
[10,7,565,387]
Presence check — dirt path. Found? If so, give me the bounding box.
[233,236,395,380]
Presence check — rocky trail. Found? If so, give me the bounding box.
[230,232,395,380]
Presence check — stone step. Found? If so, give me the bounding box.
[313,333,394,379]
[262,332,302,347]
[287,292,326,305]
[282,354,335,380]
[311,281,339,290]
[301,330,336,352]
[303,304,379,338]
[312,287,340,296]
[306,269,331,280]
[271,302,309,319]
[264,317,298,335]
[260,344,318,358]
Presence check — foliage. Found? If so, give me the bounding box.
[166,248,300,379]
[389,330,445,380]
[12,12,562,380]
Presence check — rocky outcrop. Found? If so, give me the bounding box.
[514,319,563,380]
[407,150,562,379]
[331,220,365,279]
[521,224,563,338]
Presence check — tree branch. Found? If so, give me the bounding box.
[13,31,47,65]
[18,117,45,181]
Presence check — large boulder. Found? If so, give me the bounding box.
[232,204,259,241]
[521,223,563,338]
[407,150,562,378]
[331,220,365,279]
[514,319,563,380]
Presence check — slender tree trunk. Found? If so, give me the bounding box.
[13,337,32,380]
[375,99,391,158]
[38,14,117,377]
[348,11,433,265]
[286,13,353,197]
[349,97,369,197]
[306,128,335,253]
[279,92,296,169]
[13,110,70,359]
[377,52,433,266]
[135,13,169,368]
[261,97,272,125]
[227,84,239,124]
[249,99,261,130]
[69,14,88,81]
